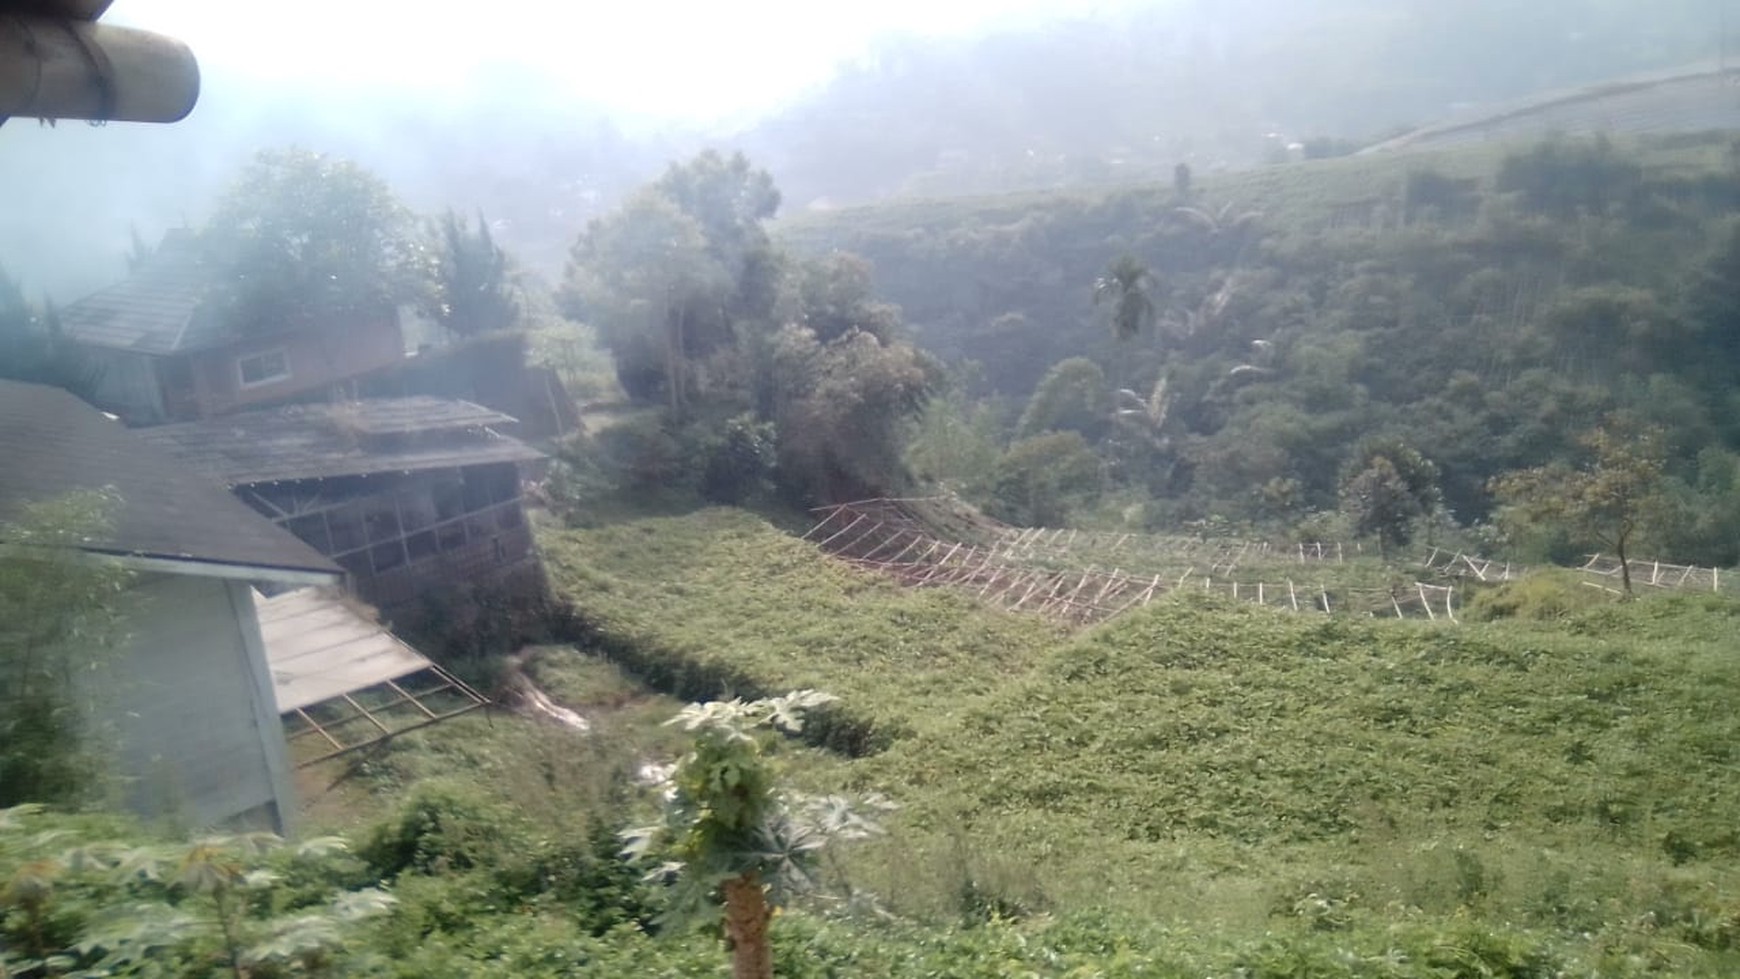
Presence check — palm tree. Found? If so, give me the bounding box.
[1093,255,1157,342]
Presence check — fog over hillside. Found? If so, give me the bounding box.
[0,0,1726,302]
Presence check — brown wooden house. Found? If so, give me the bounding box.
[138,397,546,615]
[58,230,406,425]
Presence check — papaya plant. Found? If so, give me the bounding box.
[623,691,892,979]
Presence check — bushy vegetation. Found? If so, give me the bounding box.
[788,133,1740,563]
[536,510,1740,975]
[542,509,1063,754]
[550,151,941,512]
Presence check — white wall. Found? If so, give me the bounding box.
[106,572,294,832]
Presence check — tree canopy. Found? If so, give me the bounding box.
[203,148,430,335]
[558,151,934,505]
[433,209,522,339]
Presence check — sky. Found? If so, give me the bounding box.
[106,0,1148,125]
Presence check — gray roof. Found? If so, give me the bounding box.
[137,397,545,486]
[0,380,341,578]
[57,230,234,355]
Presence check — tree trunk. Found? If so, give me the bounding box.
[1616,530,1634,599]
[663,295,681,418]
[722,871,773,979]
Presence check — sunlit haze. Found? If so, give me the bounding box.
[107,0,1145,124]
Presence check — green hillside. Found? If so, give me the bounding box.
[539,509,1740,974]
[777,132,1740,559]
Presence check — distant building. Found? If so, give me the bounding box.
[57,230,406,425]
[138,397,546,615]
[0,380,341,832]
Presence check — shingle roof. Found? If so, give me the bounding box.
[0,380,341,578]
[136,397,545,486]
[57,230,234,355]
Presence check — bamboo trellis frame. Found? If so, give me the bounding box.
[802,499,1461,628]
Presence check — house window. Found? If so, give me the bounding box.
[237,348,291,388]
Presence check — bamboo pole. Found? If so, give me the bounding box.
[1,15,199,123]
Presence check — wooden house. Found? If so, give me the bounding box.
[0,380,342,832]
[57,230,406,425]
[138,396,546,615]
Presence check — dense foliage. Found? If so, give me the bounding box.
[0,268,97,397]
[0,493,129,810]
[556,152,936,506]
[786,133,1740,562]
[537,509,1740,976]
[431,209,523,339]
[202,148,432,335]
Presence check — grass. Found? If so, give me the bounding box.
[542,508,1066,749]
[538,508,1740,973]
[294,647,688,838]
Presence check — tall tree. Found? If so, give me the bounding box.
[203,148,431,335]
[561,191,723,415]
[0,266,98,398]
[433,209,521,340]
[1340,440,1441,557]
[1093,255,1157,342]
[771,324,934,503]
[0,491,129,808]
[1492,419,1666,597]
[560,152,782,417]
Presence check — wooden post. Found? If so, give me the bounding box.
[1288,580,1299,611]
[1417,583,1435,621]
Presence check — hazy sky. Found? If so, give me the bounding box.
[108,0,1147,123]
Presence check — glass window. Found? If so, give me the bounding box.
[405,530,438,562]
[363,497,402,544]
[286,513,332,554]
[437,522,467,552]
[399,486,437,532]
[432,477,466,522]
[462,468,493,512]
[370,540,406,573]
[327,505,366,554]
[236,348,291,387]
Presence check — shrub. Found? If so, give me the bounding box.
[359,781,525,878]
[1465,569,1609,621]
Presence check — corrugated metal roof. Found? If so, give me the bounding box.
[0,380,342,577]
[256,587,434,713]
[56,230,234,355]
[136,397,545,486]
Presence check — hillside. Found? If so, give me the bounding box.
[777,132,1740,558]
[1368,65,1740,154]
[537,508,1740,974]
[8,507,1740,975]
